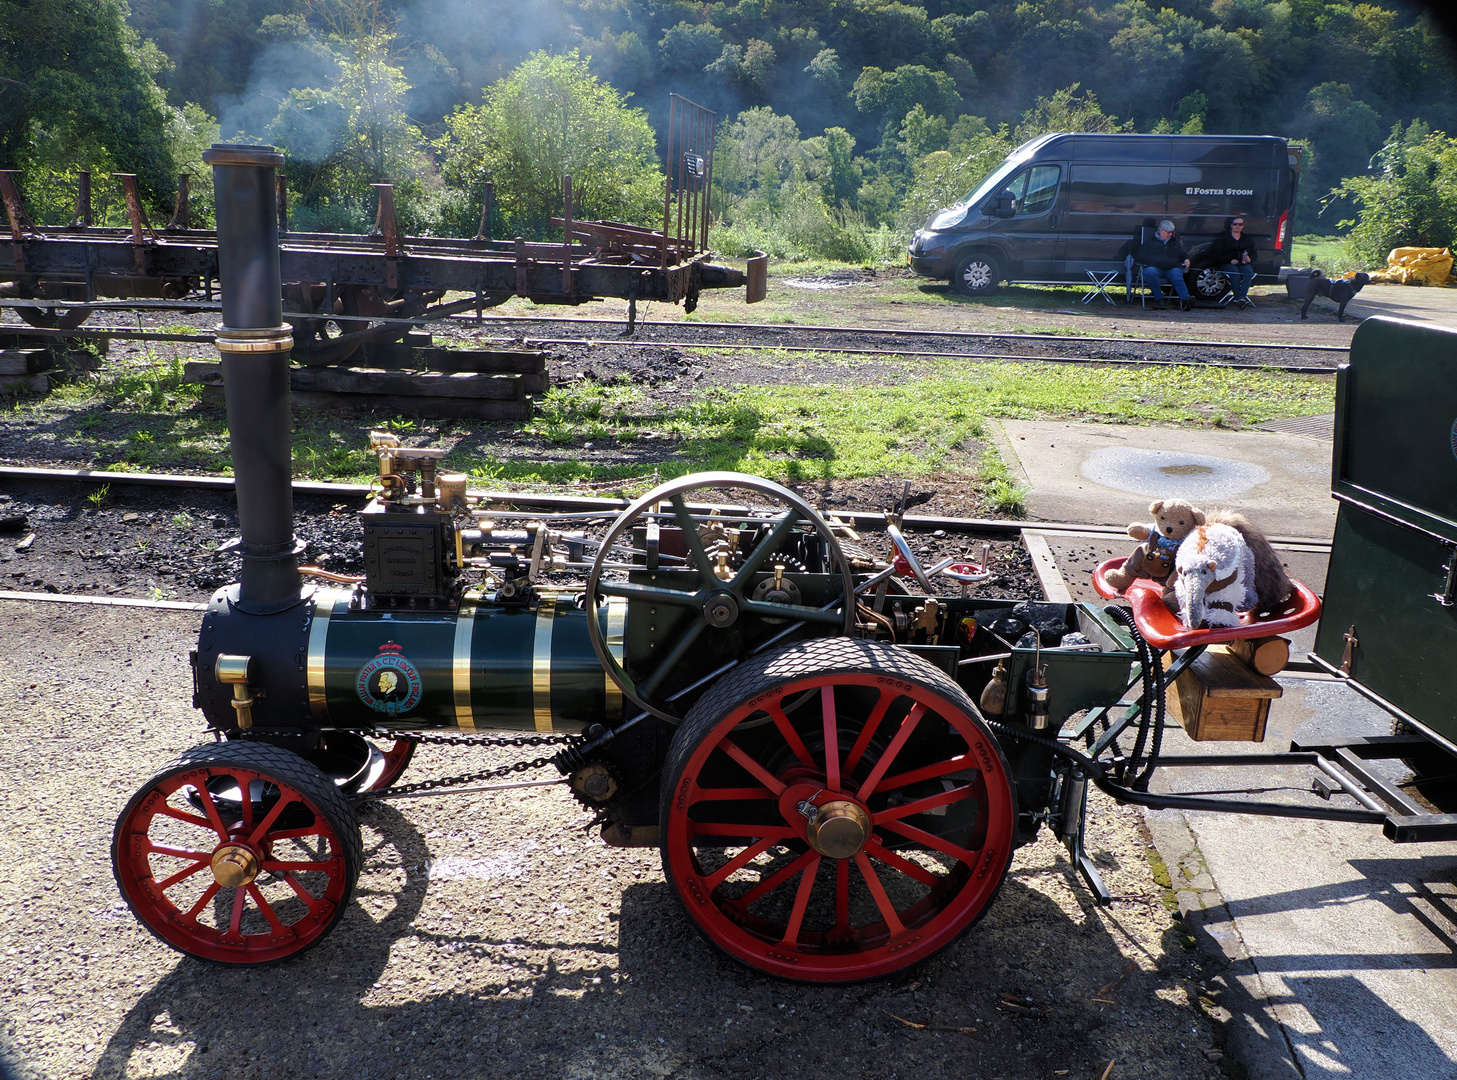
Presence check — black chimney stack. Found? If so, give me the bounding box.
[202,143,301,611]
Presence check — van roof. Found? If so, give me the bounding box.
[1014,132,1289,169]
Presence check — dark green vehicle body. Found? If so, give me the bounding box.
[1314,317,1457,746]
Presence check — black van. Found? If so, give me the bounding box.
[908,133,1301,297]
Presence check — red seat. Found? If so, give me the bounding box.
[1092,557,1323,651]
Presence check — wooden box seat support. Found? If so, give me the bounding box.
[1167,647,1282,741]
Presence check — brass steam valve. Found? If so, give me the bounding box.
[215,654,257,731]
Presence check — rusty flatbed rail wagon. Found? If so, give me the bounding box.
[106,144,1457,984]
[0,97,763,364]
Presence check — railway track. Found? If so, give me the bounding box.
[3,296,1347,373]
[0,463,1333,548]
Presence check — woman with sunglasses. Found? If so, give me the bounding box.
[1209,216,1257,308]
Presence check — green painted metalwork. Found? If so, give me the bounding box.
[315,594,614,732]
[1319,316,1457,741]
[1333,316,1457,544]
[1315,503,1457,739]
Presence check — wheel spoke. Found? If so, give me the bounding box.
[246,791,294,846]
[283,871,330,913]
[865,839,942,887]
[246,884,287,935]
[688,785,776,802]
[876,818,980,866]
[821,685,841,792]
[226,887,247,939]
[184,882,221,922]
[855,703,927,800]
[779,855,822,946]
[877,753,977,793]
[155,860,211,891]
[768,702,815,769]
[594,579,703,608]
[873,783,978,824]
[261,859,331,873]
[156,804,217,833]
[728,509,800,589]
[843,689,894,775]
[734,849,818,909]
[716,736,788,796]
[236,772,254,831]
[670,495,719,585]
[704,836,781,890]
[835,857,850,934]
[264,825,330,842]
[688,822,797,841]
[853,852,905,936]
[145,843,213,862]
[638,620,706,698]
[192,782,232,841]
[740,599,845,625]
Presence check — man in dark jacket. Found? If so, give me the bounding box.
[1137,220,1192,310]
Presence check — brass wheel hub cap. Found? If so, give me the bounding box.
[210,844,261,888]
[804,800,872,860]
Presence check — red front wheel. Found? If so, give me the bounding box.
[660,638,1016,982]
[112,741,362,965]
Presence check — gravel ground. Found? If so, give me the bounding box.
[0,600,1233,1080]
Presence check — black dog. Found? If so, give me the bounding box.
[1300,270,1371,322]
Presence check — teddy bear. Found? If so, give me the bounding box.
[1102,498,1205,594]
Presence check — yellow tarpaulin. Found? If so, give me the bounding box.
[1368,246,1457,286]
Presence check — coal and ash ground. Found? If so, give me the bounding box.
[0,479,1041,604]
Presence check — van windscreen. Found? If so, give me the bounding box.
[956,158,1023,213]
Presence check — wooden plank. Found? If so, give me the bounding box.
[183,361,223,385]
[0,349,50,375]
[1190,649,1283,699]
[361,344,547,374]
[200,384,533,420]
[185,361,526,399]
[1167,648,1279,742]
[0,374,49,394]
[289,367,523,400]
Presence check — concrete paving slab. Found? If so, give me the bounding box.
[996,419,1337,540]
[1341,282,1457,330]
[1140,678,1457,1077]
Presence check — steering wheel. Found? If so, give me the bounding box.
[585,473,857,724]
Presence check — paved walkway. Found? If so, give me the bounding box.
[1000,404,1457,1077]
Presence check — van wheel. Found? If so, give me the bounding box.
[1193,268,1230,300]
[953,254,1000,296]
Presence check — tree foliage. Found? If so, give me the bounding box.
[1332,123,1457,263]
[0,0,178,210]
[437,52,663,237]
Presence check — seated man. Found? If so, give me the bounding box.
[1137,220,1193,311]
[1208,215,1256,308]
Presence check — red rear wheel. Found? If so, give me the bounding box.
[661,638,1015,982]
[112,741,362,964]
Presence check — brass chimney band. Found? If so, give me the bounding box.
[215,325,294,354]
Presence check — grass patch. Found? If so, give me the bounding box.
[457,362,1332,501]
[1292,234,1367,276]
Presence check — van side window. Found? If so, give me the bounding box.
[1018,166,1060,215]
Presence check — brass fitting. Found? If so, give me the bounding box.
[215,654,256,731]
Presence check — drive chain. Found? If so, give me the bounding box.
[354,728,581,800]
[236,727,582,801]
